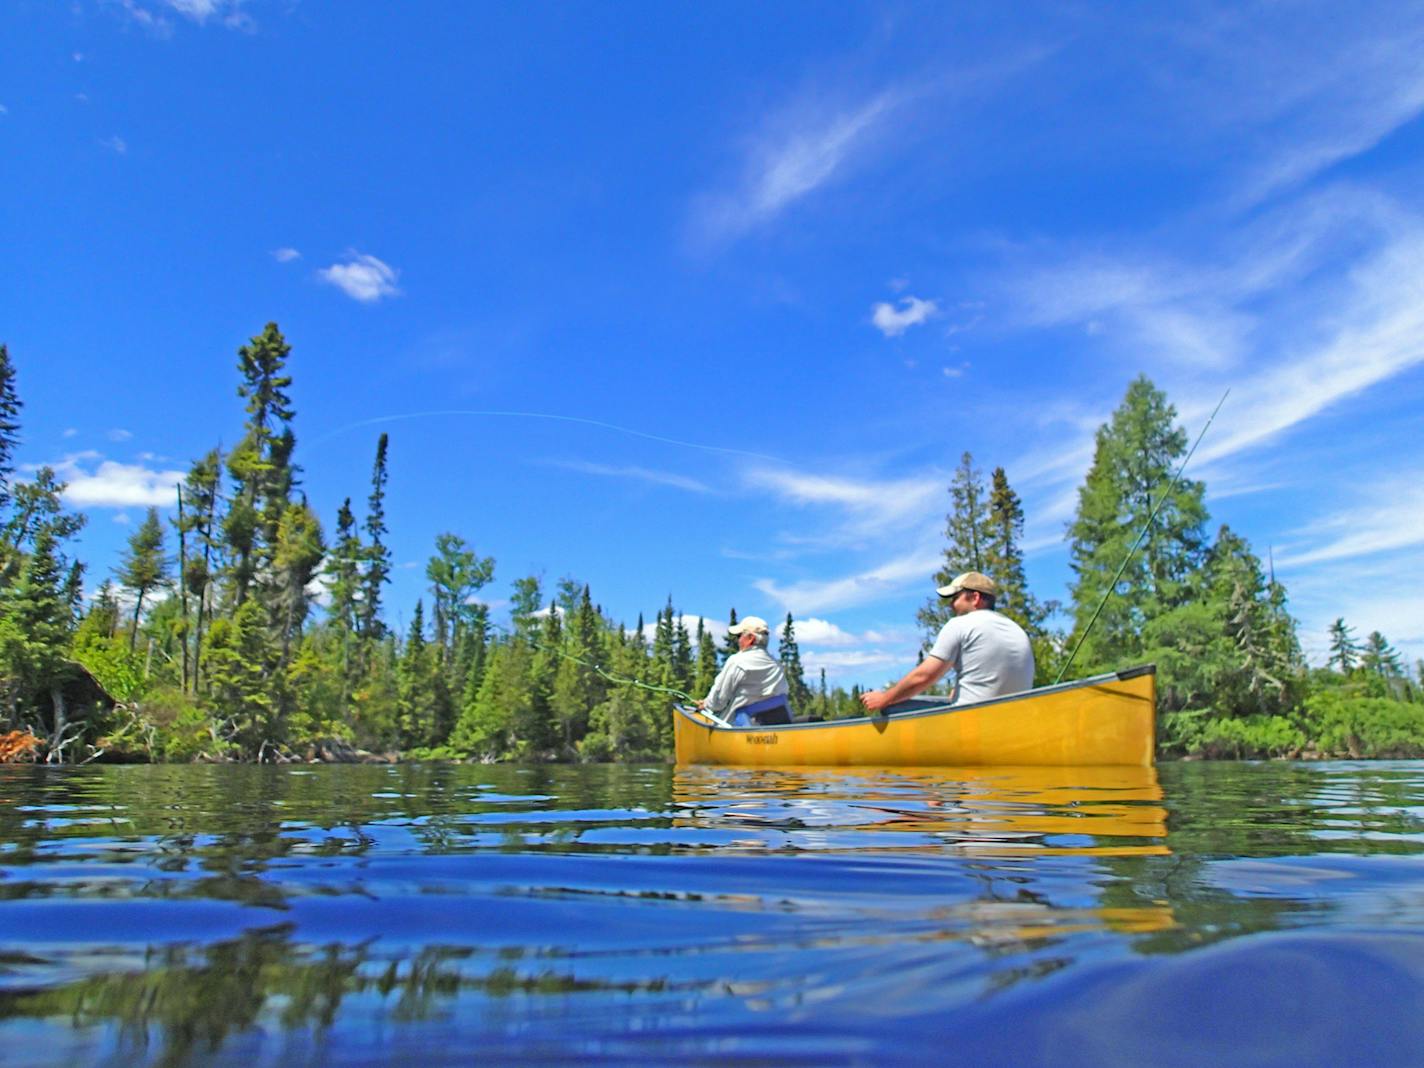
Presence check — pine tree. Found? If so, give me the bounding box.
[117,507,171,652]
[1362,631,1404,679]
[0,344,21,514]
[510,575,543,641]
[1327,618,1360,673]
[360,433,391,639]
[778,612,812,712]
[425,532,495,663]
[1066,376,1208,672]
[919,452,991,643]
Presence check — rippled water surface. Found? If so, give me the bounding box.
[4,760,1424,1065]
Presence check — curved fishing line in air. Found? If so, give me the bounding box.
[310,409,788,464]
[485,619,713,718]
[1053,388,1230,684]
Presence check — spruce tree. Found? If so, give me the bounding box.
[0,344,21,514]
[0,527,72,726]
[919,452,991,643]
[694,618,719,698]
[272,501,324,666]
[778,612,812,712]
[360,434,391,639]
[722,608,741,662]
[226,323,296,607]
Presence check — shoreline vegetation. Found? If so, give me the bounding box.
[1,326,1421,765]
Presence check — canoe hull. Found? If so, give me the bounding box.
[674,666,1155,767]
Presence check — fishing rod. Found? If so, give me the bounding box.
[1053,388,1229,685]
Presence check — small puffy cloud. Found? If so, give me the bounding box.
[872,296,938,337]
[272,247,301,263]
[319,252,401,303]
[107,428,133,442]
[100,135,128,154]
[62,428,78,438]
[0,104,8,116]
[783,617,859,646]
[52,454,187,508]
[113,513,131,525]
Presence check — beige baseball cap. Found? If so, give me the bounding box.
[936,571,997,598]
[727,615,770,636]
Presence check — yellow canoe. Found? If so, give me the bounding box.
[673,665,1156,767]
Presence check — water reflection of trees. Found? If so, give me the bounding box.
[0,927,673,1066]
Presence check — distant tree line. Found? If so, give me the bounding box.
[1,332,1420,762]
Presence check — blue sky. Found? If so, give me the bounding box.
[4,1,1423,684]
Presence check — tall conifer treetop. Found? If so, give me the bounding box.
[1066,375,1209,671]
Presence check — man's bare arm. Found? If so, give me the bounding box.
[859,657,948,714]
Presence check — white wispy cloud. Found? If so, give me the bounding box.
[693,89,901,242]
[744,467,943,541]
[107,428,133,442]
[47,453,187,508]
[755,545,939,615]
[115,0,252,32]
[801,648,904,674]
[1275,479,1424,570]
[272,247,301,263]
[99,135,128,155]
[546,460,713,495]
[871,296,938,337]
[1204,12,1424,207]
[318,252,400,303]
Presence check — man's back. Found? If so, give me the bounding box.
[928,610,1034,704]
[705,646,788,716]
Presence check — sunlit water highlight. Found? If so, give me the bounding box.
[3,761,1424,1065]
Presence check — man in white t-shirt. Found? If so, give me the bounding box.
[697,615,789,721]
[859,571,1034,714]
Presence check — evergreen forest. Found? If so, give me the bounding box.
[1,327,1421,764]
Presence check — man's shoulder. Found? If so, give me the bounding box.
[974,610,1031,641]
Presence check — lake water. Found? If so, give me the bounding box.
[3,760,1424,1066]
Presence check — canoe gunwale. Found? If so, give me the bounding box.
[674,664,1156,734]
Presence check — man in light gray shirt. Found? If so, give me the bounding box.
[698,615,789,722]
[860,571,1034,714]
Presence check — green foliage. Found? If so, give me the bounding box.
[778,612,812,713]
[1066,375,1208,672]
[1159,710,1307,759]
[117,506,171,650]
[919,452,990,642]
[0,343,20,513]
[7,332,1418,766]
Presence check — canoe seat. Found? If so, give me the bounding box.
[731,694,793,726]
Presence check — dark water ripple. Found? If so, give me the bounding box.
[3,760,1424,1065]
